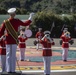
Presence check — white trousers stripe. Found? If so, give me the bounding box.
[1,55,6,72]
[43,56,51,75]
[6,44,17,72]
[62,48,68,60]
[20,48,25,60]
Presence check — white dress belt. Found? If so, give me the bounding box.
[0,46,6,49]
[63,42,68,43]
[43,48,51,50]
[19,42,25,44]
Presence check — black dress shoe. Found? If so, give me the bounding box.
[8,72,12,73]
[8,72,16,73]
[21,59,24,61]
[11,72,16,73]
[63,60,67,62]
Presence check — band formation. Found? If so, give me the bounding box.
[0,8,74,75]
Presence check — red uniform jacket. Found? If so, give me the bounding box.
[0,38,6,55]
[0,18,31,44]
[35,32,44,40]
[60,36,71,48]
[60,32,65,37]
[40,39,55,56]
[18,36,28,48]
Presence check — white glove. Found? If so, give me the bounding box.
[28,13,35,21]
[64,32,70,38]
[46,34,50,39]
[46,35,53,43]
[0,35,6,41]
[66,35,71,38]
[41,34,47,41]
[21,34,26,38]
[49,38,54,43]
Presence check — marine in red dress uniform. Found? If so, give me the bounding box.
[18,29,28,61]
[0,8,34,73]
[60,31,71,61]
[35,28,44,50]
[0,34,6,72]
[39,31,55,75]
[61,28,68,37]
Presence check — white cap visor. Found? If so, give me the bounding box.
[44,31,51,34]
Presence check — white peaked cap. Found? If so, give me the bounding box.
[44,31,50,34]
[39,28,42,29]
[39,28,42,30]
[64,28,68,30]
[7,8,16,14]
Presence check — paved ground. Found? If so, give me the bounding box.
[0,38,76,75]
[15,48,76,75]
[26,38,76,47]
[0,71,76,75]
[23,72,76,75]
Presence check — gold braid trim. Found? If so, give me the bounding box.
[4,20,18,44]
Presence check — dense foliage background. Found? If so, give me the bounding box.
[31,11,76,38]
[0,0,76,14]
[0,0,76,38]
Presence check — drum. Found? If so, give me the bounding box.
[24,29,32,37]
[33,40,38,45]
[33,40,39,45]
[69,40,74,45]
